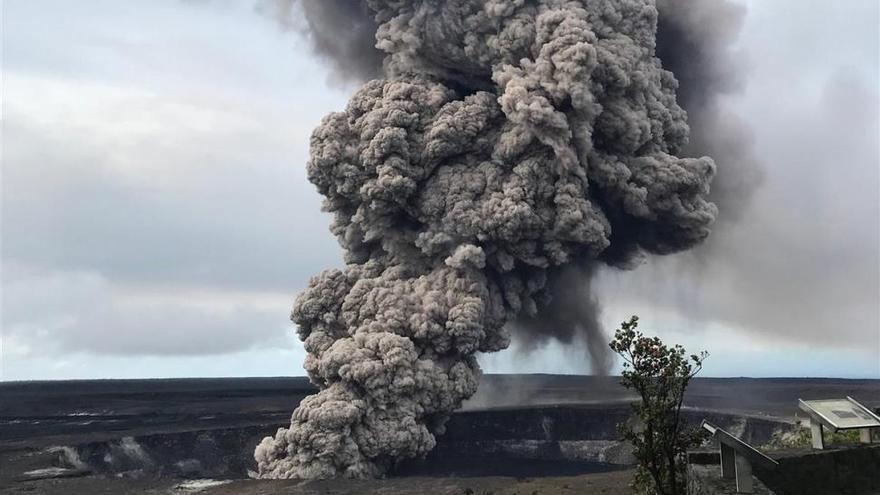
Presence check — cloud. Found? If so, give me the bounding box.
[1,0,351,367]
[2,72,343,292]
[3,264,294,356]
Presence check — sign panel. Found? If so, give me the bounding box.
[701,420,778,468]
[799,398,880,430]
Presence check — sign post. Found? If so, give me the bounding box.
[798,397,880,450]
[701,420,779,494]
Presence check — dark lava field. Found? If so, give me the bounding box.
[1,375,878,494]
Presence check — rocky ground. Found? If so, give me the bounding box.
[0,471,637,495]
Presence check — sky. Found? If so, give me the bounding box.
[1,0,878,381]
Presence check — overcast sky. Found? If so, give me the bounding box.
[2,0,878,381]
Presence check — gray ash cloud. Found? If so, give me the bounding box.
[258,0,383,84]
[256,0,726,478]
[654,0,761,223]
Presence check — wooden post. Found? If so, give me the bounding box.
[860,428,873,444]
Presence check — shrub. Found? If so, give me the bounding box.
[762,420,868,450]
[609,316,708,495]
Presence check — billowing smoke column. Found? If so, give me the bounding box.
[256,0,717,479]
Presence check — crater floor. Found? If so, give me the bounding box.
[1,375,877,494]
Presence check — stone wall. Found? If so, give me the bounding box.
[687,462,776,495]
[688,444,880,495]
[756,444,880,495]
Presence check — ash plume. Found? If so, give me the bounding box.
[258,0,383,83]
[654,0,761,222]
[264,0,751,372]
[256,0,721,479]
[511,263,611,374]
